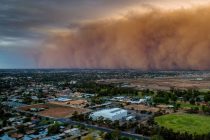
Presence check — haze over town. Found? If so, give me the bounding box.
[1,0,210,70]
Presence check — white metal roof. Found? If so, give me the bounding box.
[91,108,127,118]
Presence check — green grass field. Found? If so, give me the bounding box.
[155,113,210,135]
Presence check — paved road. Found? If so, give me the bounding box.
[16,109,150,140]
[57,118,150,140]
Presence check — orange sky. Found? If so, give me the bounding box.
[1,0,210,69]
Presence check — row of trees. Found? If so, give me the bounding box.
[187,105,210,114]
[153,88,210,105]
[158,127,210,140]
[74,82,210,106]
[74,82,139,96]
[0,104,13,128]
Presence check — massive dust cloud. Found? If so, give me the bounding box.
[38,6,210,70]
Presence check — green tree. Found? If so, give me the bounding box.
[47,123,60,135]
[112,129,120,140]
[17,125,25,134]
[204,94,210,102]
[189,98,195,105]
[151,135,164,140]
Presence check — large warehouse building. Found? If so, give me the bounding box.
[89,108,127,121]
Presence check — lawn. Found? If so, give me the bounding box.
[155,113,210,135]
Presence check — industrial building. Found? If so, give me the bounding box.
[89,108,127,121]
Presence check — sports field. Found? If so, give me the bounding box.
[155,113,210,135]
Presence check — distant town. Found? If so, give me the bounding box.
[1,69,210,140]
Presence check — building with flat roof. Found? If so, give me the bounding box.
[89,108,127,121]
[56,97,72,102]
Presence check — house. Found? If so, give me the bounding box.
[129,99,146,104]
[10,133,24,139]
[126,116,135,121]
[0,134,16,140]
[111,96,126,102]
[56,97,72,102]
[29,107,45,112]
[64,128,81,136]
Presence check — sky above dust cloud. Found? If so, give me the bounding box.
[1,0,210,70]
